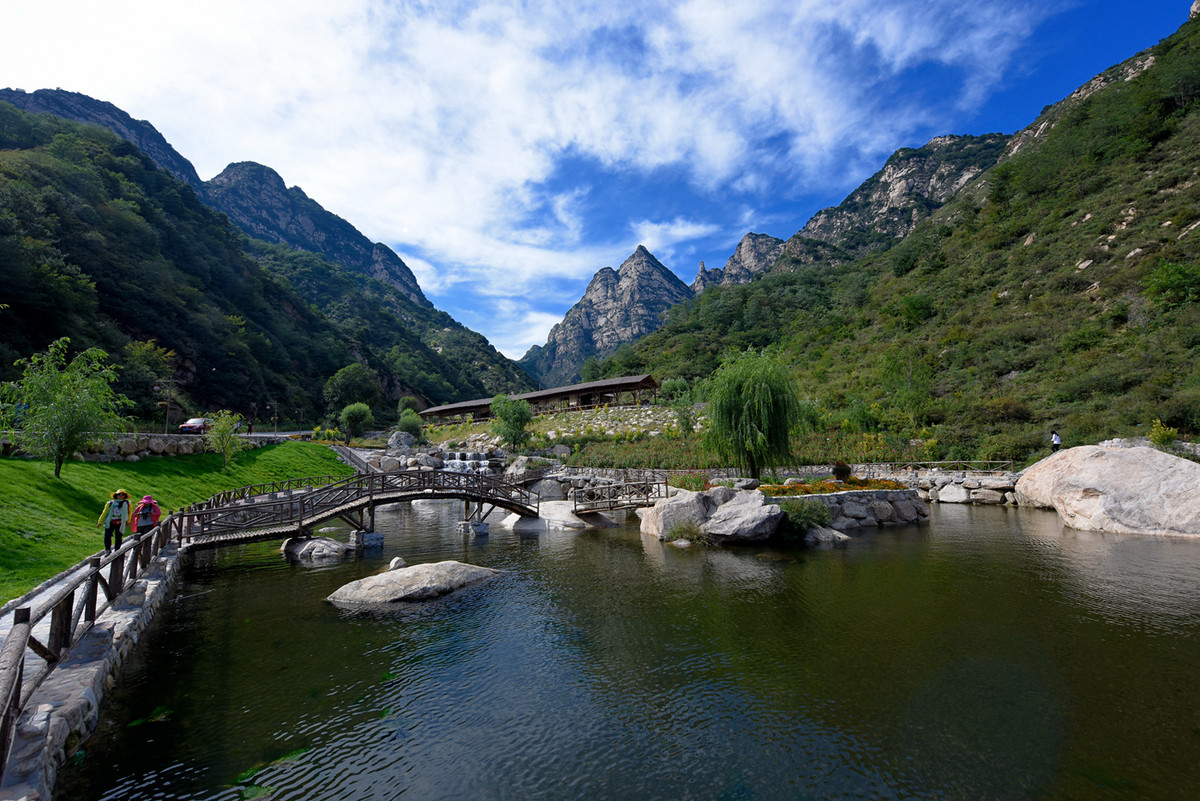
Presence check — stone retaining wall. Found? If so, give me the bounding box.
[854,467,1023,506]
[79,433,287,463]
[769,489,930,530]
[1,546,185,801]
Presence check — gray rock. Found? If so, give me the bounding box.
[805,526,850,545]
[380,456,402,472]
[640,490,710,539]
[530,477,566,501]
[281,536,355,561]
[388,556,407,570]
[700,490,784,543]
[328,560,501,604]
[388,431,416,450]
[732,478,760,490]
[936,483,970,504]
[970,489,1006,505]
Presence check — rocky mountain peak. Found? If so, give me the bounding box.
[518,246,692,387]
[694,233,786,292]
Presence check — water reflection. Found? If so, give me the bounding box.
[53,501,1200,801]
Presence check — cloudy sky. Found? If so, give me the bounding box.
[1,0,1191,357]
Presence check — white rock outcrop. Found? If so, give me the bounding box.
[640,488,784,543]
[328,560,501,604]
[1015,446,1200,536]
[281,536,356,561]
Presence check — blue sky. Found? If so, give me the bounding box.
[1,1,1193,357]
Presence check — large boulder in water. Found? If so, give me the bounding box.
[328,560,502,604]
[1015,445,1200,536]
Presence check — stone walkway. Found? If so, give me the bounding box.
[0,543,184,801]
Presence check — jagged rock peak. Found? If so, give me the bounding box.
[692,260,724,293]
[518,246,692,387]
[692,233,785,293]
[1192,1,1199,20]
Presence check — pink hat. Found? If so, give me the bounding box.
[142,495,155,502]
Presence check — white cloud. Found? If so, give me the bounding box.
[0,0,1068,349]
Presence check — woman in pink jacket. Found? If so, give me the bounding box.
[132,494,162,535]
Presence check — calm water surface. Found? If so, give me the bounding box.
[54,502,1200,800]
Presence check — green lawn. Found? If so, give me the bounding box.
[0,442,354,604]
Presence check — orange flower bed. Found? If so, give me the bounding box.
[760,477,907,496]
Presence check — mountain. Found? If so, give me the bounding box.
[0,87,535,401]
[774,133,1009,273]
[0,88,205,190]
[519,246,693,387]
[0,102,531,421]
[691,232,786,293]
[596,13,1200,463]
[204,162,427,306]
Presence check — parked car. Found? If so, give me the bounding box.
[179,417,211,434]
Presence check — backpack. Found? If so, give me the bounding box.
[137,504,154,526]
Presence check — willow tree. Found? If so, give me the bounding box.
[703,349,802,480]
[1,338,128,478]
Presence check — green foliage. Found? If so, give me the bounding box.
[397,396,421,416]
[778,498,832,537]
[659,377,689,402]
[490,394,533,451]
[203,410,249,469]
[663,520,712,545]
[666,472,709,492]
[339,402,374,443]
[396,409,423,440]
[673,402,695,438]
[1148,418,1179,450]
[832,461,851,481]
[1146,260,1200,308]
[324,364,380,411]
[0,337,129,477]
[703,350,803,479]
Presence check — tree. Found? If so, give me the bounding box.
[702,349,802,480]
[340,402,374,444]
[323,363,380,411]
[0,338,129,478]
[204,410,248,468]
[491,394,533,451]
[397,395,421,417]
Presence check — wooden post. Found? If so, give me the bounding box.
[0,607,30,773]
[47,590,75,660]
[109,553,125,597]
[85,557,101,623]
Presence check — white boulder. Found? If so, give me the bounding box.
[328,560,501,604]
[1015,445,1200,536]
[700,490,785,542]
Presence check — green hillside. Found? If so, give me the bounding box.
[0,103,531,423]
[600,18,1200,462]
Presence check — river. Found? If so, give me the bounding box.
[53,501,1200,800]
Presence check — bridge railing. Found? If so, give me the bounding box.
[0,520,175,780]
[172,470,541,542]
[574,480,668,512]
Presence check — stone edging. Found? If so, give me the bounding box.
[0,545,185,801]
[767,488,930,530]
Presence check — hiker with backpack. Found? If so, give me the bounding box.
[132,494,161,535]
[97,488,132,554]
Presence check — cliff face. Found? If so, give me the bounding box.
[204,162,427,305]
[692,232,785,292]
[776,133,1009,269]
[520,245,693,387]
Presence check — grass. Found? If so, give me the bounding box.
[0,442,354,604]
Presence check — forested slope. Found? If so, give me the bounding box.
[600,17,1200,461]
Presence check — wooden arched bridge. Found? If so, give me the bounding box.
[165,470,540,551]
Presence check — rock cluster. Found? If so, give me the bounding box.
[794,489,930,530]
[364,433,505,474]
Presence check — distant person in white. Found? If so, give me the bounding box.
[1050,430,1061,453]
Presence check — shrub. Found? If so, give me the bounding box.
[1149,418,1179,451]
[779,498,832,537]
[664,520,712,545]
[666,472,708,492]
[396,409,423,440]
[832,461,852,482]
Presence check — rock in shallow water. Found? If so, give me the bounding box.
[327,560,502,604]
